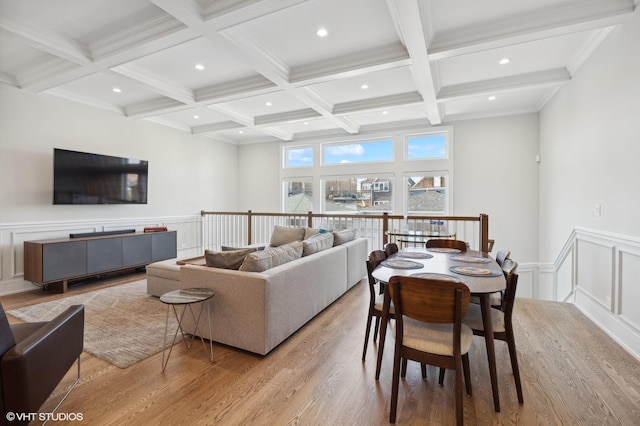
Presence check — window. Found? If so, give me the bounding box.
[284,180,313,213]
[406,174,447,215]
[323,139,393,165]
[284,146,313,168]
[406,133,447,160]
[324,176,392,213]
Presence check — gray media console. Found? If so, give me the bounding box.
[24,231,177,292]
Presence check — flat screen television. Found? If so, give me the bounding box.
[53,148,148,205]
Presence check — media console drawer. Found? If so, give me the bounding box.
[24,231,177,292]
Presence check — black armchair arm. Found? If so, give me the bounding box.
[2,305,84,421]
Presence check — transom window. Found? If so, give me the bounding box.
[323,139,393,165]
[284,146,313,168]
[406,133,447,160]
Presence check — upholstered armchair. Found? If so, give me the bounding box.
[1,303,84,425]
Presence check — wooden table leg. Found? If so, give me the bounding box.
[480,293,500,412]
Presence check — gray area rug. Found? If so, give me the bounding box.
[7,280,180,369]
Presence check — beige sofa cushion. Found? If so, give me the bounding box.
[332,228,357,246]
[302,233,334,256]
[205,248,256,270]
[240,241,303,272]
[270,226,305,247]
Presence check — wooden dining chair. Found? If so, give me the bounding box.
[425,239,467,252]
[362,250,393,362]
[383,276,472,425]
[462,268,524,404]
[384,243,399,258]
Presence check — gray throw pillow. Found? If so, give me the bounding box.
[239,241,303,272]
[205,248,256,270]
[332,228,357,246]
[302,233,334,256]
[270,225,305,247]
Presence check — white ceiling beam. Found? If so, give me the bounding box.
[255,108,320,126]
[191,121,244,134]
[196,75,277,103]
[333,92,424,115]
[0,13,92,66]
[289,43,411,86]
[124,98,188,118]
[18,59,96,92]
[201,0,310,29]
[111,64,195,105]
[90,14,198,68]
[437,68,571,102]
[44,88,124,115]
[428,0,635,60]
[386,0,442,125]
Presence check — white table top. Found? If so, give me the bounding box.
[371,247,505,294]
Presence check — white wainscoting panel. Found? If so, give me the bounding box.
[572,228,640,361]
[514,264,534,299]
[576,238,615,310]
[618,248,640,332]
[556,245,574,302]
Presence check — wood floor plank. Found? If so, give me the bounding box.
[2,273,640,425]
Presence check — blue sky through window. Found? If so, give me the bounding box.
[324,140,393,165]
[286,147,313,167]
[407,134,446,159]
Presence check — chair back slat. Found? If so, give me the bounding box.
[384,243,399,257]
[502,271,519,315]
[496,249,511,267]
[425,239,467,252]
[388,276,470,324]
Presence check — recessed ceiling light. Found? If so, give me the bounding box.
[499,58,510,65]
[193,115,199,119]
[316,28,328,37]
[488,96,497,101]
[265,101,272,106]
[361,84,369,90]
[382,110,388,115]
[194,63,205,71]
[239,130,244,134]
[304,122,309,125]
[112,87,121,93]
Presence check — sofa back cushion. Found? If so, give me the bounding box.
[270,226,305,247]
[240,241,303,272]
[332,228,357,246]
[205,248,257,270]
[302,232,334,256]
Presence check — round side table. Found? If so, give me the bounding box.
[160,287,215,371]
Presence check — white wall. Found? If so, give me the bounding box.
[452,114,540,264]
[0,85,238,222]
[0,84,238,294]
[539,10,640,261]
[238,141,281,212]
[539,9,640,359]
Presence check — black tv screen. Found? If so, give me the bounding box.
[53,148,148,205]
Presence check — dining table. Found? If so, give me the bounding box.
[372,246,505,413]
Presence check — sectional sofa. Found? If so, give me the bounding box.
[146,227,368,355]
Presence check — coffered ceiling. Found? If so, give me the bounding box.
[0,0,636,144]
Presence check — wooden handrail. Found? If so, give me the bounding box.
[200,211,491,253]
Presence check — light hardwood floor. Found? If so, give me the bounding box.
[3,274,640,425]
